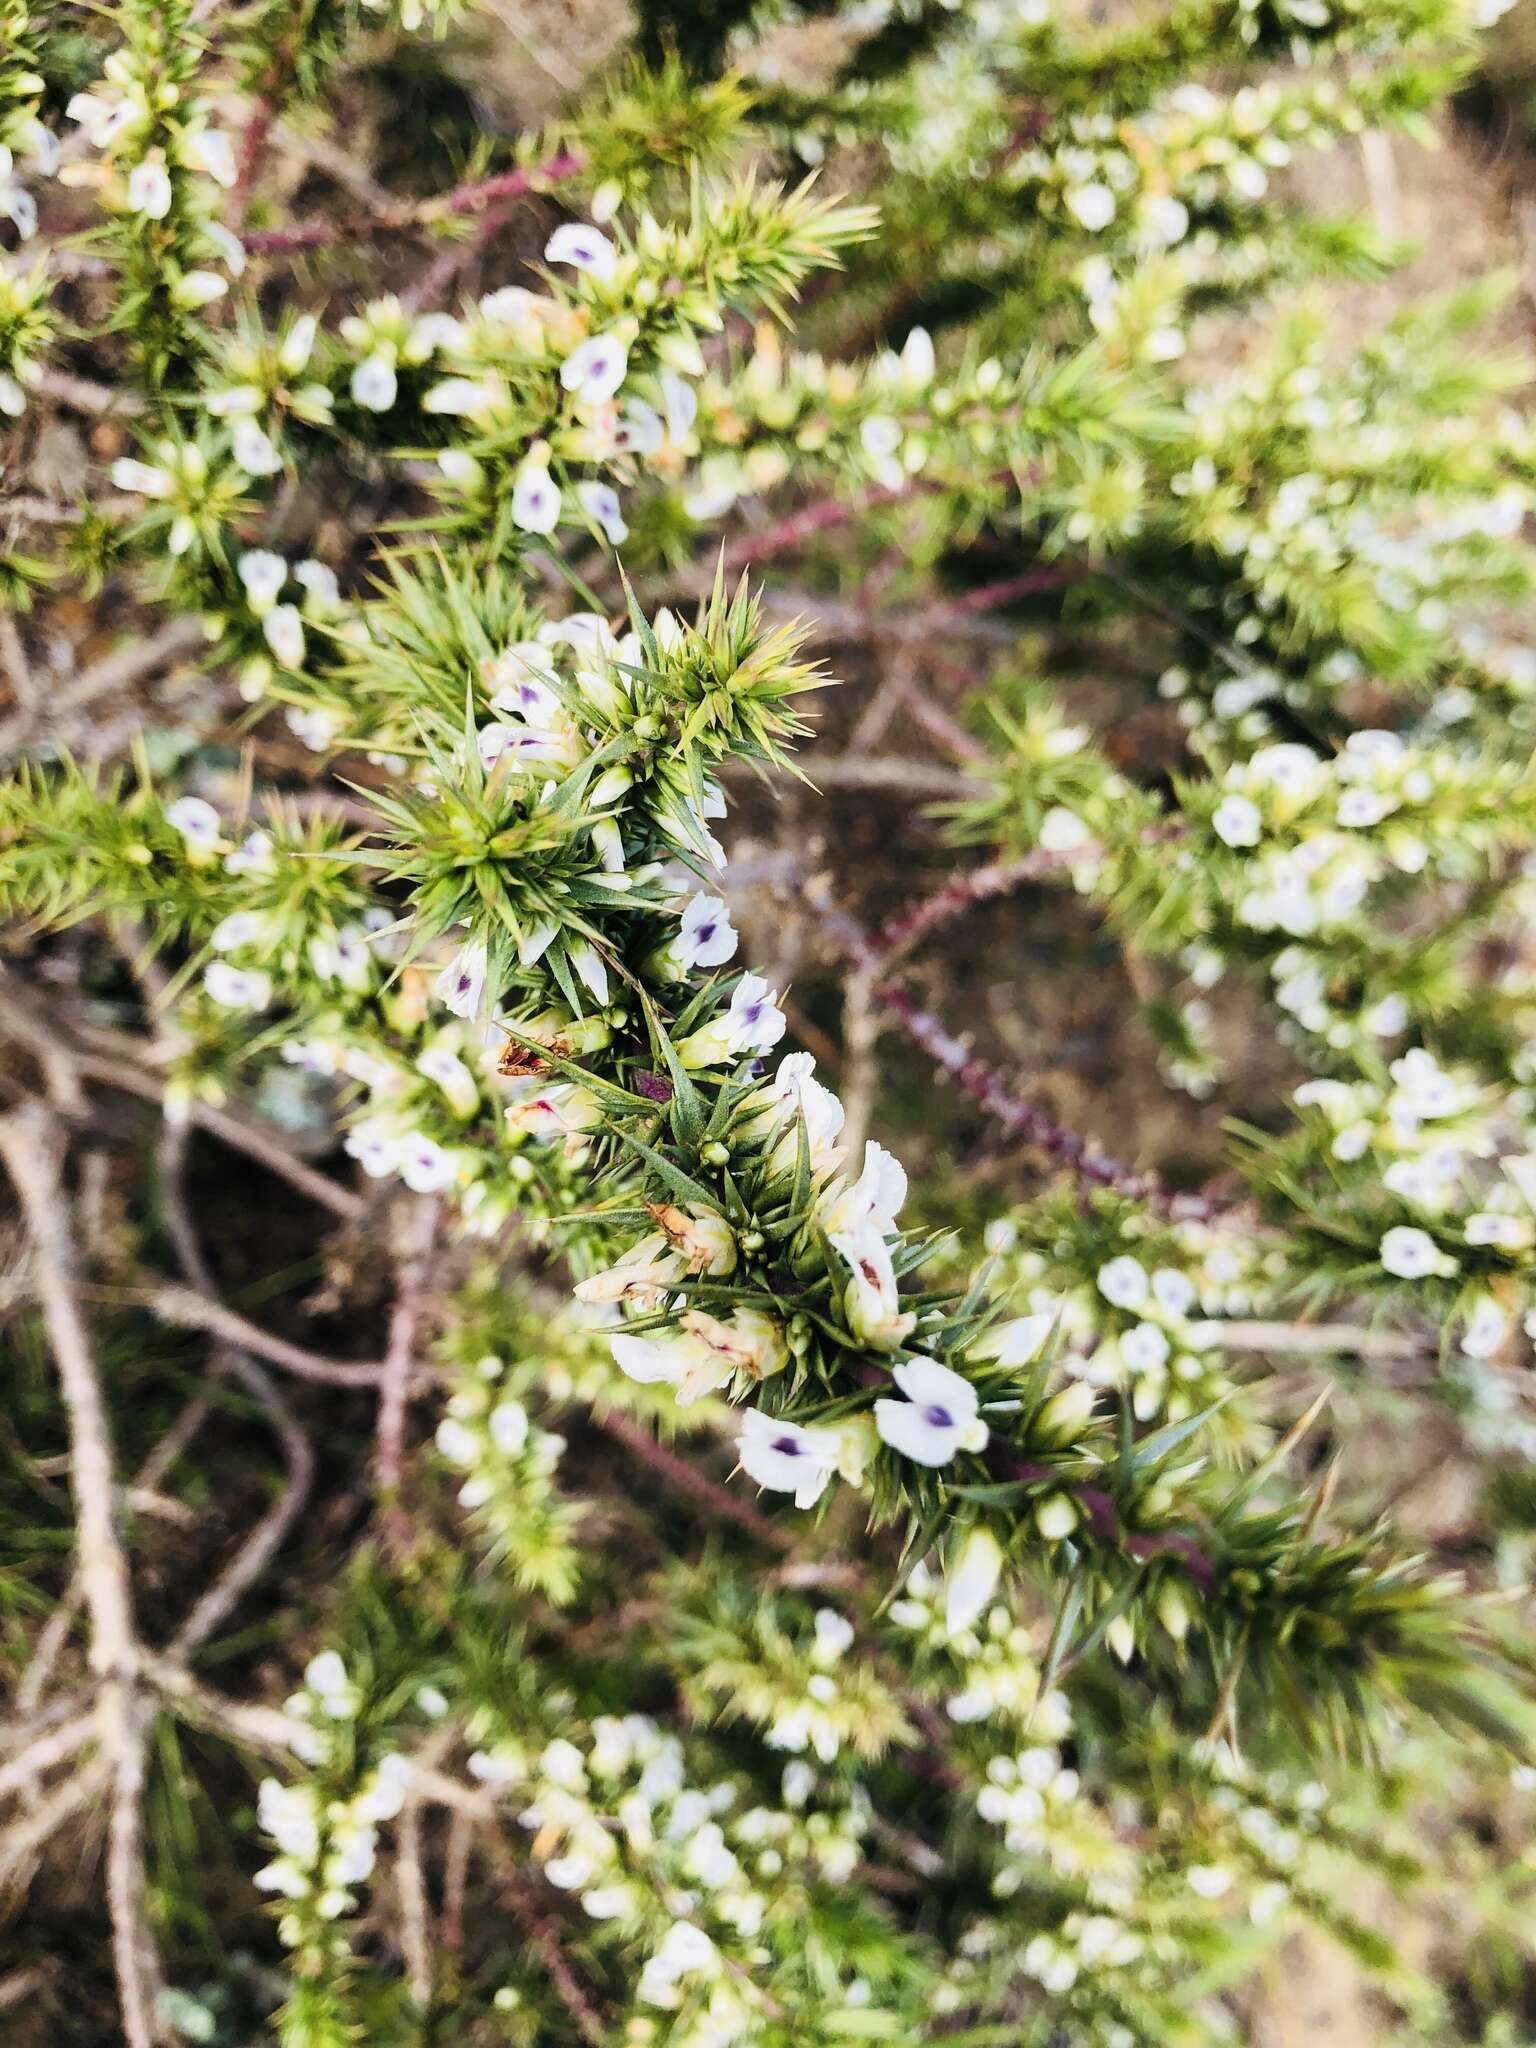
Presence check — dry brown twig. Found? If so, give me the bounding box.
[0,1106,164,2045]
[375,1196,442,1555]
[140,1281,385,1387]
[0,974,368,1223]
[155,1118,317,1657]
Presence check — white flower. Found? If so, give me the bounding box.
[874,1356,988,1468]
[569,940,610,1005]
[436,1417,477,1466]
[351,353,398,411]
[212,910,267,952]
[232,417,282,476]
[832,1229,916,1350]
[745,1052,846,1172]
[1464,1212,1531,1250]
[110,457,173,498]
[204,961,273,1010]
[309,927,371,990]
[1212,794,1263,847]
[1039,807,1092,853]
[1379,1225,1457,1280]
[1066,182,1116,231]
[545,223,618,279]
[1096,1256,1149,1310]
[67,88,134,149]
[305,1650,351,1702]
[676,893,737,969]
[279,316,319,374]
[1151,1267,1197,1317]
[968,1318,1051,1376]
[575,479,629,544]
[1141,193,1189,245]
[719,976,787,1057]
[560,332,629,404]
[183,127,237,188]
[399,1133,459,1194]
[504,1083,602,1146]
[489,1401,530,1454]
[736,1410,840,1509]
[171,270,228,309]
[1337,788,1395,829]
[166,796,222,849]
[262,604,306,669]
[819,1141,907,1241]
[423,375,501,420]
[436,942,488,1019]
[295,559,340,610]
[1120,1322,1170,1373]
[512,463,561,535]
[1462,1298,1508,1359]
[126,155,173,220]
[813,1607,855,1660]
[225,830,273,876]
[238,549,288,614]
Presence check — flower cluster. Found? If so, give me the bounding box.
[982,1195,1269,1435]
[486,1713,879,2042]
[255,1654,409,1963]
[434,1345,586,1601]
[62,0,244,369]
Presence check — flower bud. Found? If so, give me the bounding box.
[1034,1379,1097,1447]
[1156,1581,1192,1643]
[1034,1494,1078,1542]
[945,1527,1005,1636]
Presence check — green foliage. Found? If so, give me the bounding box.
[8,1,1536,2043]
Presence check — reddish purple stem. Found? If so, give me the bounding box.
[242,148,586,257]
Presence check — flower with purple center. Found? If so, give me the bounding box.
[561,332,629,404]
[575,479,629,545]
[166,796,223,852]
[487,666,562,725]
[726,974,786,1054]
[677,892,737,970]
[874,1357,988,1468]
[398,1133,459,1194]
[512,462,561,536]
[435,941,488,1021]
[736,1410,840,1509]
[545,223,618,280]
[203,961,273,1012]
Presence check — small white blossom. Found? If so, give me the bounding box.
[204,961,273,1010]
[232,417,282,476]
[1379,1225,1457,1280]
[166,796,222,849]
[874,1356,989,1468]
[676,893,737,969]
[737,1410,840,1509]
[1097,1256,1150,1310]
[351,353,398,411]
[238,550,288,613]
[545,223,618,279]
[436,942,489,1019]
[262,604,306,669]
[1066,183,1116,231]
[560,332,629,404]
[575,479,629,544]
[126,155,173,220]
[512,463,561,535]
[1212,794,1263,847]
